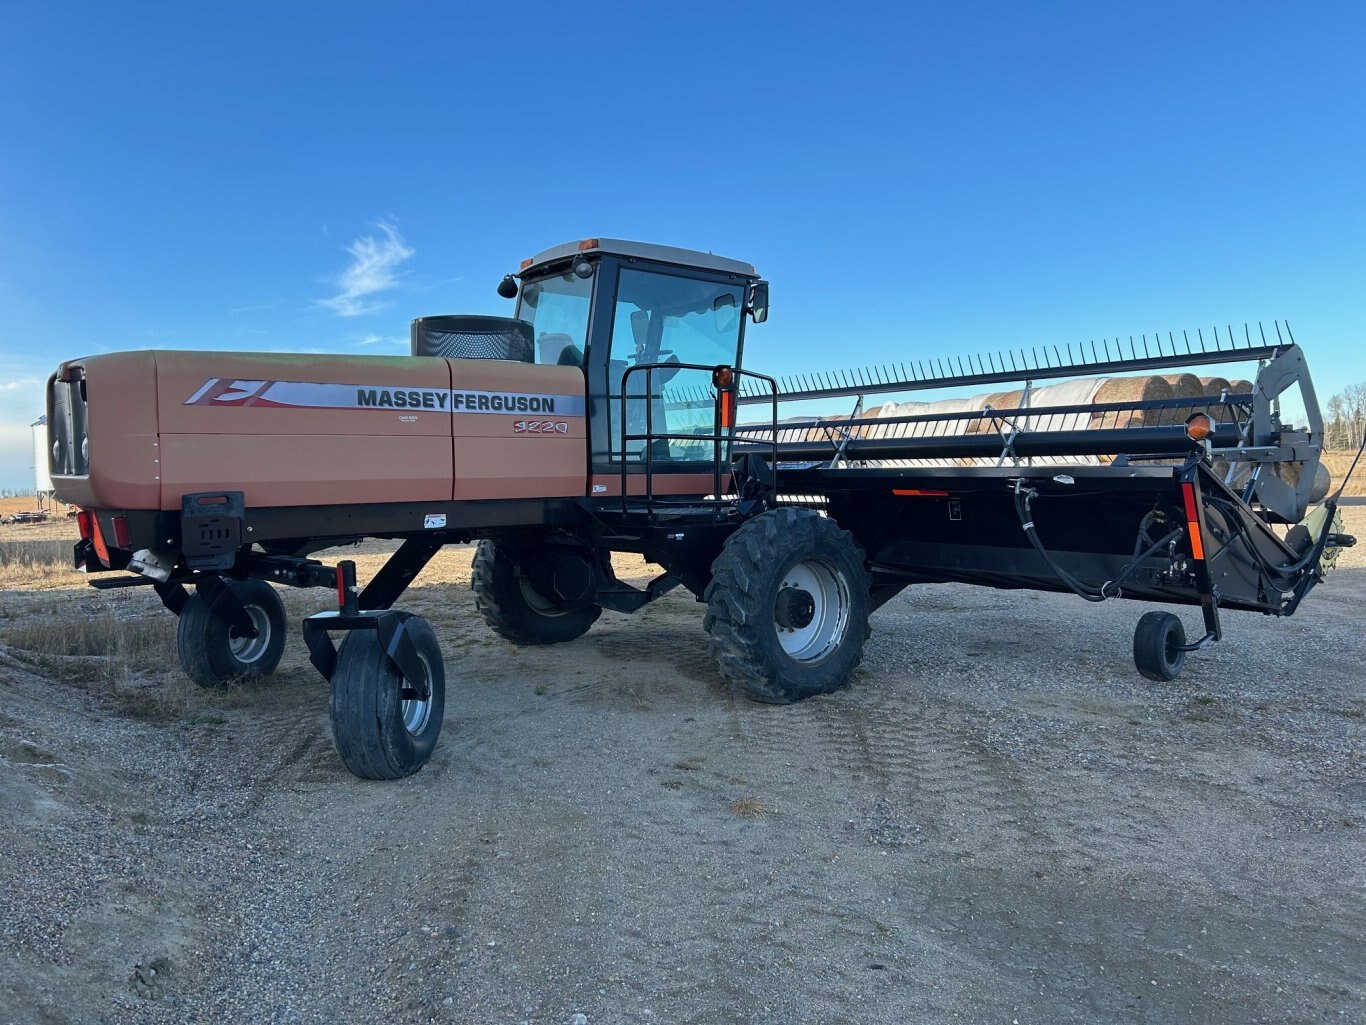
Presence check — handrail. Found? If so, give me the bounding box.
[617,362,779,518]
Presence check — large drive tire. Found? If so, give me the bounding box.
[704,508,871,703]
[471,540,601,645]
[329,616,445,780]
[176,578,287,688]
[1133,611,1188,682]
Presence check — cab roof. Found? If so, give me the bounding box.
[520,238,758,279]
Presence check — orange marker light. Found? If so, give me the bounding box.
[577,238,600,252]
[519,258,534,270]
[1185,412,1214,442]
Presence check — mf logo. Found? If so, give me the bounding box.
[513,420,568,435]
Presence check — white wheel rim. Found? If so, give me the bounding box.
[401,652,434,736]
[519,575,567,617]
[228,605,271,664]
[775,558,850,663]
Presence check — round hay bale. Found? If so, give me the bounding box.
[1276,461,1333,504]
[1194,376,1237,420]
[1216,461,1331,509]
[1310,462,1333,504]
[1090,375,1173,429]
[967,390,1023,434]
[1156,374,1204,425]
[1198,376,1231,396]
[1228,378,1254,393]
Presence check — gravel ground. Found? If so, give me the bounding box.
[0,509,1363,1025]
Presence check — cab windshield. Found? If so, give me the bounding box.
[516,270,592,367]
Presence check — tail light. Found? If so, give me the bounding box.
[76,510,96,539]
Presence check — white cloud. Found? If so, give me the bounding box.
[0,375,42,394]
[318,221,414,317]
[354,334,409,351]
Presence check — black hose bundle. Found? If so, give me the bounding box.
[1012,481,1183,603]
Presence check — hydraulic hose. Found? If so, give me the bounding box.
[1012,482,1183,602]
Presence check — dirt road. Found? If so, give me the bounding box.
[1,514,1364,1024]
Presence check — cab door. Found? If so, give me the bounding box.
[589,263,748,493]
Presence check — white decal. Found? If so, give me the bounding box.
[423,514,447,529]
[512,420,569,435]
[185,378,585,416]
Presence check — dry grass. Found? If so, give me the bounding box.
[0,539,80,590]
[728,795,771,818]
[0,605,312,722]
[1322,451,1366,498]
[3,613,181,716]
[4,613,173,661]
[0,538,72,570]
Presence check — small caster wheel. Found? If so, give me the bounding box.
[1133,611,1187,682]
[329,615,445,780]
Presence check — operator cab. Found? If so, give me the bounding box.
[505,238,768,476]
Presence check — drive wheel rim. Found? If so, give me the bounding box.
[228,605,271,664]
[401,652,435,736]
[775,558,850,663]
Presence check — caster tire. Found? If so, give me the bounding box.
[330,615,445,780]
[471,540,601,645]
[704,507,871,704]
[1134,611,1188,682]
[176,578,287,688]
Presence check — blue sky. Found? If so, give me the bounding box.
[1,2,1363,488]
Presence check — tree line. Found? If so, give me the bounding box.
[1325,382,1366,451]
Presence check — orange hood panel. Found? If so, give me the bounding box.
[51,350,588,511]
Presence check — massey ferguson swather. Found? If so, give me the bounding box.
[47,239,1356,779]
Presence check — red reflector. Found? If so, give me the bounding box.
[893,489,950,497]
[336,566,347,609]
[76,510,95,539]
[1181,482,1206,561]
[1180,482,1200,522]
[111,515,130,549]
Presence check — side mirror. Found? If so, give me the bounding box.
[497,274,518,299]
[747,280,769,323]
